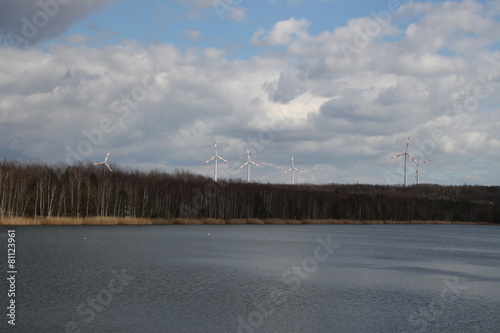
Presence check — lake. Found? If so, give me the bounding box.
[1,224,499,332]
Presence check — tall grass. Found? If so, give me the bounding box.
[0,217,492,226]
[227,219,247,225]
[263,218,286,224]
[202,218,226,225]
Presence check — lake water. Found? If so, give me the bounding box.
[1,224,499,332]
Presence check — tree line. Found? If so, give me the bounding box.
[1,160,499,223]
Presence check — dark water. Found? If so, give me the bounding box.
[1,224,499,333]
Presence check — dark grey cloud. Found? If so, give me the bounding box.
[0,0,119,46]
[264,69,310,103]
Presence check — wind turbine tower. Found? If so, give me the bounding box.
[239,148,260,183]
[283,155,303,185]
[409,155,431,185]
[92,152,112,172]
[390,137,411,187]
[205,141,228,182]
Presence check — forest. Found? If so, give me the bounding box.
[0,160,499,223]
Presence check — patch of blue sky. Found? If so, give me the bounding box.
[53,1,405,58]
[255,0,352,32]
[489,40,500,51]
[251,0,406,35]
[477,99,499,115]
[378,31,405,43]
[46,0,500,60]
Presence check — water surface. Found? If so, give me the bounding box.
[1,224,499,332]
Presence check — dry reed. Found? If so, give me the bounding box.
[361,220,384,225]
[302,219,349,225]
[246,219,265,225]
[202,218,226,225]
[226,218,247,225]
[0,217,493,226]
[285,219,302,225]
[152,219,173,225]
[171,218,203,225]
[263,218,287,224]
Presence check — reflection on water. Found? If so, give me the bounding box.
[1,224,499,332]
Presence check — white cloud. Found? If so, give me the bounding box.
[176,0,247,22]
[265,0,338,7]
[225,7,247,22]
[178,30,204,41]
[174,0,215,9]
[63,34,90,45]
[252,17,310,46]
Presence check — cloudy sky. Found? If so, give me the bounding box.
[0,0,499,185]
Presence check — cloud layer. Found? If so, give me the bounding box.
[0,0,499,185]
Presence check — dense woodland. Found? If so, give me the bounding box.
[1,160,499,223]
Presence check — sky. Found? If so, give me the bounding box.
[0,0,499,186]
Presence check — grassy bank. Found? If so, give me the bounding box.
[0,217,493,226]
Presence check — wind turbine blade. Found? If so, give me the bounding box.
[217,156,229,163]
[239,161,249,169]
[405,137,410,153]
[407,154,418,165]
[390,154,404,159]
[250,161,260,167]
[295,167,303,173]
[105,163,112,172]
[104,152,110,163]
[205,156,216,164]
[283,168,292,174]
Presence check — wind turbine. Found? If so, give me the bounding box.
[390,137,411,187]
[408,155,431,185]
[283,155,303,185]
[205,141,228,182]
[239,148,260,183]
[92,152,112,172]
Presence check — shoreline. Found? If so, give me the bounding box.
[0,217,494,226]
